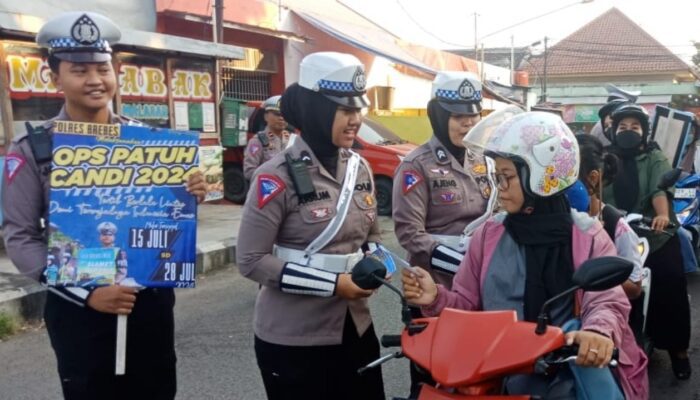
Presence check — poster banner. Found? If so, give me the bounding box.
[199,146,224,202]
[47,122,199,288]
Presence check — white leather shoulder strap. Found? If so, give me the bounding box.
[304,151,361,256]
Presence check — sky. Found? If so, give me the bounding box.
[340,0,700,64]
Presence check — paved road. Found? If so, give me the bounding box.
[0,217,699,399]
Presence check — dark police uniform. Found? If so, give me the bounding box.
[1,12,176,399]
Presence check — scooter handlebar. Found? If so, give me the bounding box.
[545,345,619,368]
[640,216,676,229]
[381,334,402,348]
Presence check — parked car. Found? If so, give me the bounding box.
[225,106,418,216]
[353,118,417,215]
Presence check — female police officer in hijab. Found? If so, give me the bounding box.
[236,52,385,400]
[392,72,492,289]
[391,72,493,397]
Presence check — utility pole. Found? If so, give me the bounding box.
[542,36,548,103]
[473,12,478,56]
[510,35,515,85]
[213,0,224,43]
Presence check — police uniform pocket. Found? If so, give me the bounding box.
[299,201,337,224]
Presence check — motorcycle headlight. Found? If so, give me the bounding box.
[677,198,698,224]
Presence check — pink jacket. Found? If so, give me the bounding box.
[422,212,649,400]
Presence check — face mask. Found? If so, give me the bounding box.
[615,129,642,150]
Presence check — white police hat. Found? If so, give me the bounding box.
[299,52,370,108]
[36,12,121,63]
[432,71,483,115]
[97,221,117,235]
[263,95,282,112]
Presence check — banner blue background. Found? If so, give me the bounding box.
[48,125,199,288]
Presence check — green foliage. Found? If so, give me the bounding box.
[0,312,18,340]
[693,41,700,68]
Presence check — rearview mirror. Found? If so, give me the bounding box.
[351,257,386,290]
[572,256,633,292]
[657,168,682,190]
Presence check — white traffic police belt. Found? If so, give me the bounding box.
[275,151,364,273]
[430,157,499,256]
[273,246,364,274]
[431,234,469,253]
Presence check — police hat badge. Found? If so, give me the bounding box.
[352,67,367,92]
[71,14,101,45]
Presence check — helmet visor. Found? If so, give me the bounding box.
[463,105,524,153]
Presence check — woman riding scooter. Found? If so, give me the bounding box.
[602,103,692,380]
[402,109,648,399]
[566,134,644,300]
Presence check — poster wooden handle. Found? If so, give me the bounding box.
[115,314,127,375]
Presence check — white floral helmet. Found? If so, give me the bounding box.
[464,106,579,197]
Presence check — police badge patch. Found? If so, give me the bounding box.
[249,142,261,156]
[435,148,449,163]
[300,151,313,165]
[5,154,26,183]
[310,207,331,220]
[440,192,456,203]
[402,170,423,194]
[71,14,101,45]
[429,168,451,176]
[257,174,286,208]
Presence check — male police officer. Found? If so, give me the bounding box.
[97,221,118,248]
[1,12,206,399]
[243,95,290,180]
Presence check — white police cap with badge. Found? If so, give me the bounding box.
[263,95,282,112]
[299,52,370,108]
[432,71,483,115]
[36,11,121,63]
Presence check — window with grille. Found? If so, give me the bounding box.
[221,68,271,101]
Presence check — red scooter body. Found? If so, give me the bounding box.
[403,308,565,399]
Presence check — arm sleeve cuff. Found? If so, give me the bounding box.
[279,262,339,297]
[430,245,463,275]
[46,286,96,308]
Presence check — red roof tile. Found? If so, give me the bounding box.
[524,7,690,76]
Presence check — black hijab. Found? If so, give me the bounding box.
[608,126,653,212]
[280,83,339,175]
[503,163,575,323]
[427,99,465,163]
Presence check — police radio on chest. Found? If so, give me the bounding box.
[285,153,315,198]
[257,132,270,147]
[25,122,53,163]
